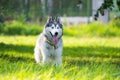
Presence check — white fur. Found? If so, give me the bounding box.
[34,34,63,66]
[34,19,63,66]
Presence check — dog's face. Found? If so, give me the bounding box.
[44,17,63,44]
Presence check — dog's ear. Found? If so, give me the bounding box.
[56,16,61,23]
[47,16,53,23]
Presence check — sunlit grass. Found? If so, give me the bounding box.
[0,35,120,80]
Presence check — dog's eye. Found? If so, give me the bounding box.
[51,27,54,29]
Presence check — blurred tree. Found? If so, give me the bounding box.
[94,0,120,20]
[0,0,20,22]
[48,0,53,16]
[24,0,30,21]
[112,0,120,19]
[41,0,46,17]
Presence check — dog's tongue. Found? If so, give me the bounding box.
[53,36,58,44]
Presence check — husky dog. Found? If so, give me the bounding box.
[34,17,63,66]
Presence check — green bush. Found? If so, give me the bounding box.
[0,20,120,37]
[0,23,4,33]
[0,21,43,35]
[64,20,120,37]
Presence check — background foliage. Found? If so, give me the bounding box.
[0,0,92,22]
[0,20,120,37]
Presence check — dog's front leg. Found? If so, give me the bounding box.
[55,46,63,66]
[42,55,50,64]
[41,48,50,65]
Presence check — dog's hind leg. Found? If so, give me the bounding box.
[34,47,41,63]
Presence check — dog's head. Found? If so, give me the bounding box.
[44,16,63,44]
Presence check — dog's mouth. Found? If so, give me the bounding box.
[49,31,53,37]
[49,31,58,44]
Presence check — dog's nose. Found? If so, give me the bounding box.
[55,32,58,36]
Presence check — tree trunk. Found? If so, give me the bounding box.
[48,0,53,16]
[24,0,30,21]
[41,0,46,17]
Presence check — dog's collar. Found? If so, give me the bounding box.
[45,39,57,49]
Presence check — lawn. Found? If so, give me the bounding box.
[0,35,120,80]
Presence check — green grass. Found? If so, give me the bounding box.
[0,35,120,80]
[0,20,120,79]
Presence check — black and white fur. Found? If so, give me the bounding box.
[34,17,63,66]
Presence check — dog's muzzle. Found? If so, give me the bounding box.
[49,31,59,44]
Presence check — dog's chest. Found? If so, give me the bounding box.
[46,45,56,56]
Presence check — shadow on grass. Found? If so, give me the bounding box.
[63,46,120,64]
[0,42,120,64]
[0,42,34,54]
[63,46,120,58]
[0,53,34,63]
[0,42,35,63]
